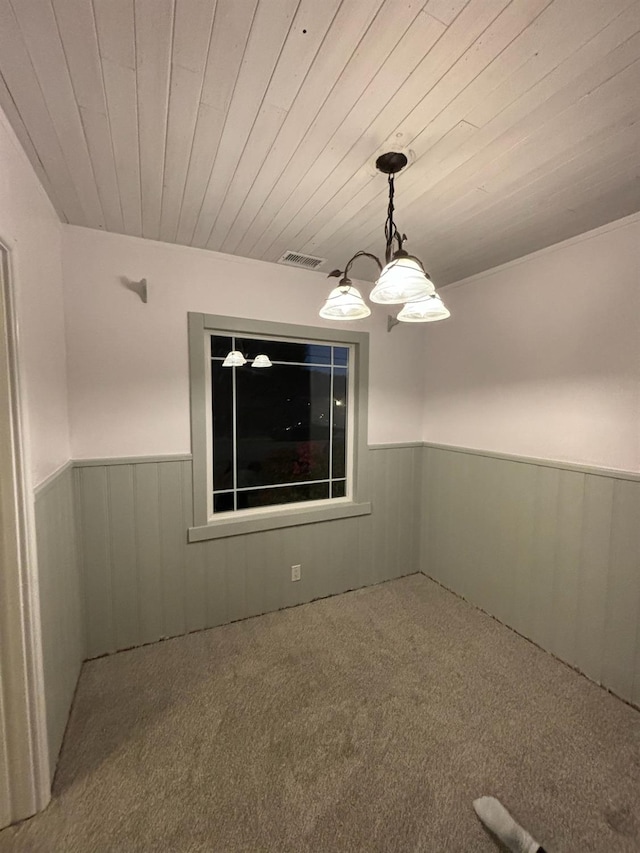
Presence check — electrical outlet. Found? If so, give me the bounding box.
[291,564,301,582]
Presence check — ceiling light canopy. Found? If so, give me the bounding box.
[320,152,449,325]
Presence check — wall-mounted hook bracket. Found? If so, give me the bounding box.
[387,314,400,333]
[124,277,148,303]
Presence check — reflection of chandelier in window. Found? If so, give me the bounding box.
[319,152,450,324]
[222,351,272,367]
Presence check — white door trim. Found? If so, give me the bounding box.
[0,241,51,828]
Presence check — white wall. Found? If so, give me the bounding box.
[0,108,69,487]
[62,226,425,459]
[422,213,640,472]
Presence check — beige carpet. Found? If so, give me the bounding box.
[2,574,639,852]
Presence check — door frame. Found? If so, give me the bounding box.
[0,240,50,827]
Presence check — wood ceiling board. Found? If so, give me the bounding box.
[259,0,343,114]
[210,7,440,253]
[264,0,610,266]
[235,0,433,260]
[0,72,66,221]
[411,31,640,228]
[160,66,208,244]
[51,0,107,112]
[190,0,299,248]
[51,0,122,231]
[78,106,124,232]
[545,168,640,226]
[423,0,471,26]
[433,139,640,277]
[258,0,541,265]
[219,0,387,256]
[100,58,142,237]
[415,59,640,240]
[10,0,105,227]
[203,102,288,250]
[93,0,136,68]
[322,2,640,272]
[199,0,259,111]
[0,0,639,283]
[172,0,218,74]
[315,116,484,264]
[433,146,640,271]
[0,0,85,223]
[204,0,342,251]
[135,0,173,240]
[305,119,478,257]
[276,9,447,253]
[93,0,142,236]
[464,0,640,128]
[536,146,640,212]
[174,102,226,246]
[421,119,640,264]
[159,0,217,241]
[438,175,640,284]
[174,0,258,246]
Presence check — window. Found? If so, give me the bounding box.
[209,334,350,513]
[188,314,371,541]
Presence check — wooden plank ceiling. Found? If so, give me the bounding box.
[1,0,639,285]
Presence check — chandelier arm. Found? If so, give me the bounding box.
[342,250,383,282]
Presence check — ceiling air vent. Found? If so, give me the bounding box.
[277,250,326,270]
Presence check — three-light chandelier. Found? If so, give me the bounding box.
[319,152,450,324]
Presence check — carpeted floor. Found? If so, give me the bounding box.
[2,573,639,852]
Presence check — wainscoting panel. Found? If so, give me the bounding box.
[34,463,84,775]
[76,446,422,659]
[421,445,640,707]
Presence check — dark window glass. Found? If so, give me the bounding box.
[334,347,349,367]
[237,482,330,510]
[332,368,347,479]
[237,339,331,365]
[212,336,335,365]
[211,335,233,358]
[210,333,350,515]
[234,365,331,488]
[211,362,233,490]
[213,492,234,513]
[332,480,346,499]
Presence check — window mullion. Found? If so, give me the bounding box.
[232,335,238,512]
[329,347,334,499]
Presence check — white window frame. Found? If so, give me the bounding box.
[187,314,371,542]
[204,330,354,519]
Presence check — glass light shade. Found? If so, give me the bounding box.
[319,284,371,320]
[222,350,247,367]
[397,293,450,323]
[251,354,272,368]
[369,257,435,304]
